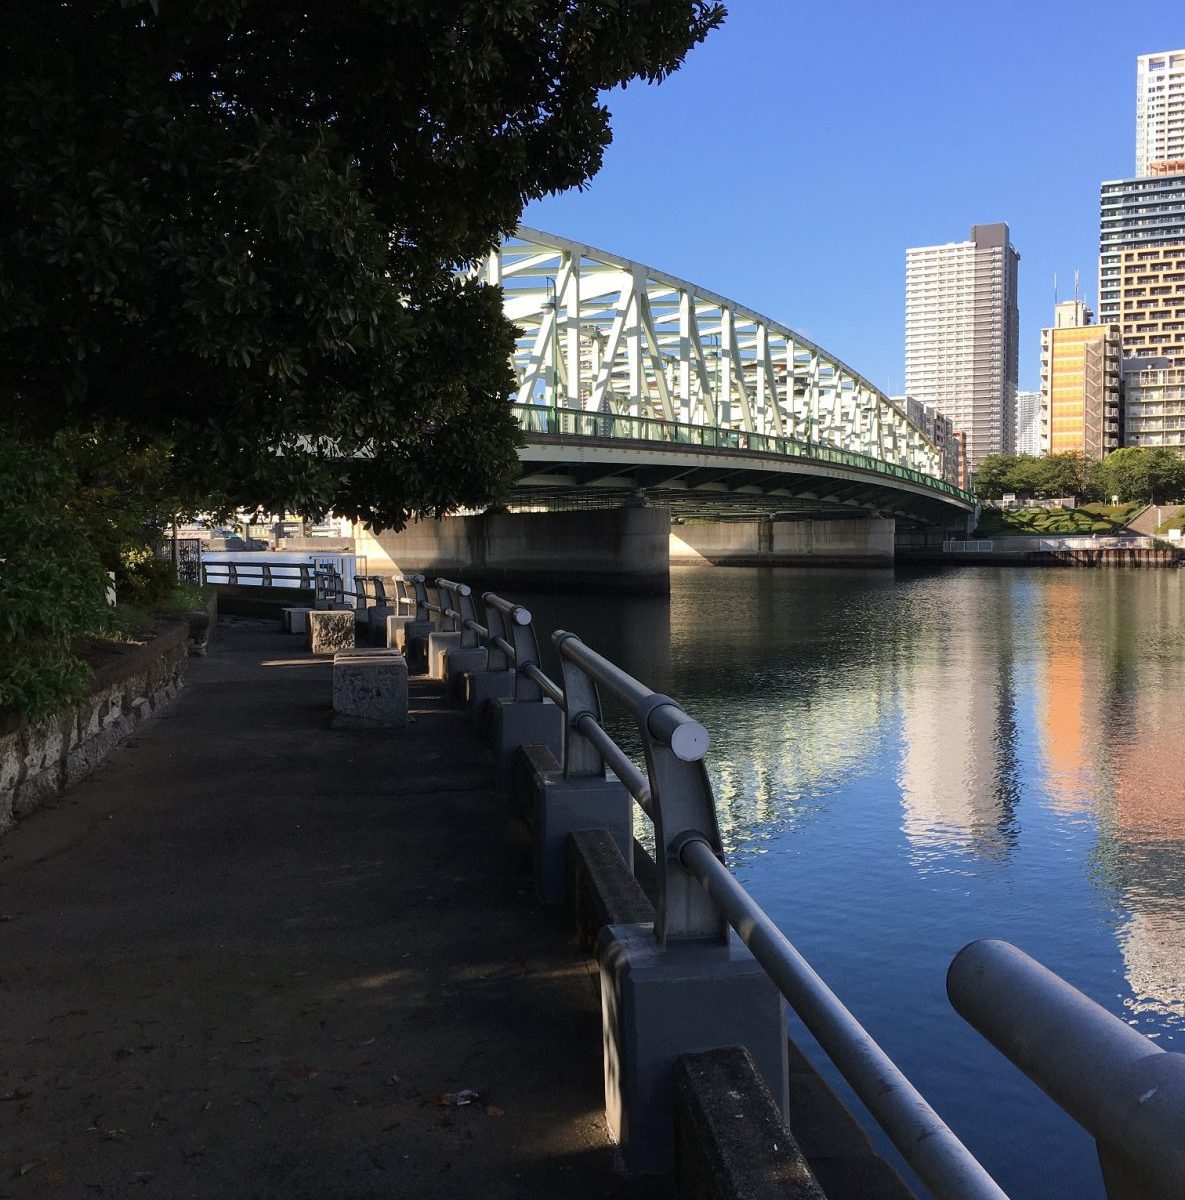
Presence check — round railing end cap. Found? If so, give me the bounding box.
[671,719,710,761]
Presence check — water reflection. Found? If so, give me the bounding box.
[897,572,1022,865]
[1038,577,1098,815]
[503,564,1185,1197]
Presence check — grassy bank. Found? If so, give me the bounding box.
[973,503,1140,538]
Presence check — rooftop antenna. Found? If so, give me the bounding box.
[1074,268,1080,304]
[1053,271,1058,308]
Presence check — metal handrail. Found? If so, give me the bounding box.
[202,560,316,587]
[949,939,1185,1199]
[680,837,1008,1200]
[510,403,973,504]
[453,585,1009,1200]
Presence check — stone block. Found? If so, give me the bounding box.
[23,715,66,776]
[282,606,311,634]
[599,922,789,1175]
[396,618,433,652]
[442,646,488,703]
[464,669,516,733]
[65,735,106,789]
[489,698,564,793]
[673,1048,825,1200]
[427,631,463,680]
[568,830,654,956]
[367,604,394,645]
[532,771,633,904]
[332,653,409,728]
[0,729,23,794]
[307,609,355,655]
[385,613,413,650]
[14,763,63,819]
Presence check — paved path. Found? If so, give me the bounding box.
[0,621,668,1199]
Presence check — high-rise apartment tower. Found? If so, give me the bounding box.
[905,223,1020,472]
[1100,61,1185,454]
[1016,389,1042,456]
[1136,50,1185,177]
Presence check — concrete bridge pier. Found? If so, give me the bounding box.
[670,514,896,567]
[356,506,672,595]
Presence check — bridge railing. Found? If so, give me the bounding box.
[949,939,1185,1200]
[511,403,973,503]
[203,560,317,589]
[441,585,1008,1200]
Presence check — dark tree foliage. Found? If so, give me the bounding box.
[0,0,724,528]
[1096,447,1185,505]
[975,452,1099,501]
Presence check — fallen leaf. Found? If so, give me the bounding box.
[290,1065,318,1080]
[0,1087,33,1102]
[353,1037,376,1048]
[18,1159,42,1176]
[45,1167,67,1184]
[435,1089,480,1107]
[484,1105,506,1118]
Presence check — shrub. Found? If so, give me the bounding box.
[0,438,111,719]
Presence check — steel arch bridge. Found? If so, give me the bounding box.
[477,228,973,521]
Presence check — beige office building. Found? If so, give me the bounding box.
[905,223,1020,472]
[1038,301,1121,460]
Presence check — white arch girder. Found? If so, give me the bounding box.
[481,226,947,484]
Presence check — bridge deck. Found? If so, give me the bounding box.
[0,622,665,1199]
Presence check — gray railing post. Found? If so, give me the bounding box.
[481,594,563,792]
[227,562,238,585]
[543,631,786,1174]
[430,578,487,696]
[361,576,395,647]
[514,630,635,904]
[261,563,272,587]
[384,574,432,669]
[459,595,517,733]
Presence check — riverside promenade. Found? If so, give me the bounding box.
[0,620,668,1198]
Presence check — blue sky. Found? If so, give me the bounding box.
[522,0,1185,395]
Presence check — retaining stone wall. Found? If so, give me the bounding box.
[0,621,190,837]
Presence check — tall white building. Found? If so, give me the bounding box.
[905,223,1020,473]
[1136,49,1185,176]
[1016,389,1042,456]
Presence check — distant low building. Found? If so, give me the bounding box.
[896,394,968,488]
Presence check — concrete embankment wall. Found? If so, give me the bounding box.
[671,516,896,566]
[901,541,1182,568]
[356,506,671,594]
[0,621,191,837]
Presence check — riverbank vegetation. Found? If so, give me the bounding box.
[973,503,1140,538]
[976,448,1185,505]
[1,1,724,720]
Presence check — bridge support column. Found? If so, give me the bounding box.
[355,507,671,595]
[670,515,896,566]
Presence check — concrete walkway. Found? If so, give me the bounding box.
[0,621,669,1199]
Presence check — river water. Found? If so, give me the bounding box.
[515,564,1185,1200]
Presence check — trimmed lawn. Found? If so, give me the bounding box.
[1155,507,1185,535]
[974,503,1140,537]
